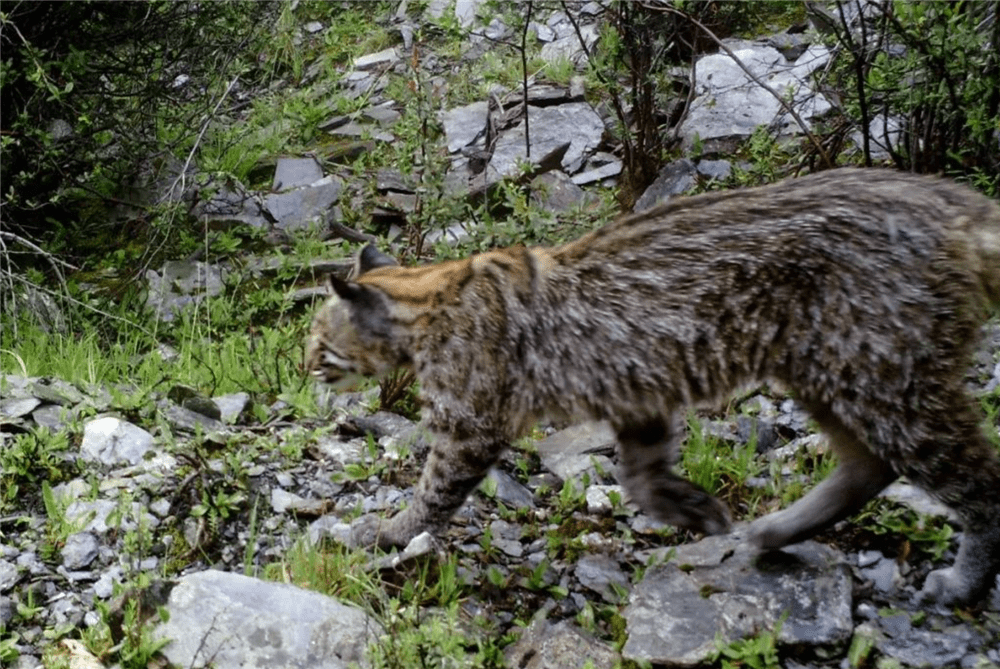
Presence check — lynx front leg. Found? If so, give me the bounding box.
[749,411,896,549]
[617,416,732,536]
[352,427,506,549]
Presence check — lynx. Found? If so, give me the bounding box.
[306,168,1000,605]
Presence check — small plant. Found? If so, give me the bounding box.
[554,477,588,518]
[711,618,784,669]
[856,499,955,561]
[0,627,19,663]
[337,434,386,483]
[40,480,88,562]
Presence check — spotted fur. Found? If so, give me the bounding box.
[306,168,1000,605]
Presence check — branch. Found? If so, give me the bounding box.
[644,2,833,168]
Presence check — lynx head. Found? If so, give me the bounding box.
[305,245,405,388]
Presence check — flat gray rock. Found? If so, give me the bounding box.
[439,101,489,154]
[265,175,343,232]
[153,570,373,669]
[680,42,832,149]
[505,618,620,669]
[273,157,323,191]
[0,559,19,593]
[622,533,852,667]
[489,102,604,177]
[0,396,41,420]
[61,532,99,570]
[79,416,154,466]
[534,421,616,483]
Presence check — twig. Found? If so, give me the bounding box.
[163,74,241,207]
[520,1,533,159]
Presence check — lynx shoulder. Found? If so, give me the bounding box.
[306,168,1000,605]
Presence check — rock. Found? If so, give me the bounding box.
[488,102,604,177]
[158,401,226,435]
[65,499,157,535]
[31,405,74,431]
[29,379,84,406]
[879,481,958,521]
[539,23,599,65]
[571,159,622,186]
[857,551,903,593]
[0,559,20,592]
[270,488,329,517]
[213,392,250,423]
[633,158,697,212]
[190,181,271,229]
[529,170,594,212]
[0,397,41,420]
[153,570,373,669]
[273,157,323,191]
[534,421,616,484]
[504,618,620,669]
[622,533,853,666]
[767,31,812,61]
[424,222,473,247]
[575,553,630,603]
[353,47,398,70]
[145,260,228,323]
[439,101,489,154]
[265,175,343,232]
[876,620,986,667]
[696,158,732,181]
[454,0,486,29]
[182,396,222,421]
[61,532,99,570]
[483,468,535,510]
[679,41,832,150]
[79,417,154,466]
[586,484,623,514]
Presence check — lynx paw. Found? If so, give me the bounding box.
[917,567,980,607]
[660,491,732,536]
[348,512,424,550]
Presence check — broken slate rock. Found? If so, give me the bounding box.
[265,175,343,232]
[575,553,630,603]
[623,533,852,666]
[534,421,616,483]
[505,618,620,669]
[633,158,697,212]
[488,102,604,177]
[61,532,99,570]
[153,570,373,669]
[439,101,489,154]
[79,417,154,466]
[273,157,323,191]
[213,392,250,424]
[529,170,594,213]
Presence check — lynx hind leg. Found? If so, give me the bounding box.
[617,416,732,536]
[905,401,1000,605]
[748,409,896,550]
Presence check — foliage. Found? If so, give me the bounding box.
[0,427,77,514]
[821,0,1000,185]
[0,1,278,259]
[856,499,955,561]
[711,619,783,669]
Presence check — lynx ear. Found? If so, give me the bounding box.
[358,244,398,274]
[327,274,362,300]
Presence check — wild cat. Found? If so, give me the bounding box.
[305,168,1000,605]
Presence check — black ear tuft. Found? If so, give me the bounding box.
[328,274,361,300]
[358,244,398,274]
